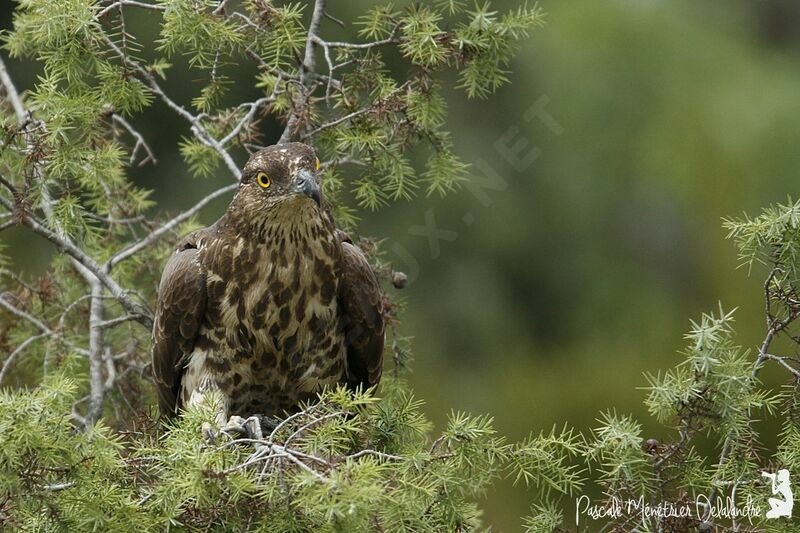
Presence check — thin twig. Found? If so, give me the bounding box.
[211,0,231,16]
[84,212,146,225]
[0,294,52,334]
[0,268,37,293]
[97,0,165,18]
[0,332,49,384]
[221,441,329,482]
[219,97,273,146]
[111,114,158,166]
[269,404,320,441]
[345,449,403,462]
[0,292,90,358]
[101,34,242,179]
[322,10,344,27]
[300,82,409,141]
[762,353,800,378]
[107,182,238,269]
[284,411,346,447]
[96,313,145,329]
[319,33,401,50]
[39,481,76,491]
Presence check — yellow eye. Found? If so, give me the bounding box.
[315,157,321,171]
[256,172,271,188]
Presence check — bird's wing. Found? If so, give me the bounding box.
[152,235,208,419]
[337,233,385,389]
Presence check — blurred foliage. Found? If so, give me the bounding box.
[358,1,800,525]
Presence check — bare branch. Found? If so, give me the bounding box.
[96,313,146,329]
[278,0,326,144]
[284,411,347,447]
[311,36,335,101]
[302,0,326,84]
[219,97,273,146]
[223,441,330,482]
[0,268,38,293]
[269,404,320,441]
[345,449,403,462]
[101,34,242,179]
[97,0,165,18]
[71,396,90,428]
[111,114,158,166]
[37,188,114,427]
[241,47,302,85]
[107,182,238,269]
[84,212,146,225]
[318,32,401,50]
[300,82,409,141]
[87,281,106,423]
[322,10,344,28]
[0,293,91,362]
[0,195,153,326]
[39,481,76,491]
[0,56,27,127]
[0,323,52,387]
[762,353,800,378]
[57,293,93,333]
[211,0,231,16]
[0,293,52,334]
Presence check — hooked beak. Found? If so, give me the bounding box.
[293,169,321,207]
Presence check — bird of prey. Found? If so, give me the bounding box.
[151,142,384,432]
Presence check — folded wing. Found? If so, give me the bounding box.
[152,237,207,418]
[337,234,385,390]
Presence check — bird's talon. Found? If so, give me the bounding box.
[202,422,217,444]
[244,416,263,440]
[220,415,248,438]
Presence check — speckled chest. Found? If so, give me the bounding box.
[187,217,347,417]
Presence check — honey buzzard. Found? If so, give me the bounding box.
[151,143,384,432]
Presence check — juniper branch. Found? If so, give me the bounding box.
[0,194,152,326]
[299,82,410,141]
[100,34,242,179]
[278,0,326,144]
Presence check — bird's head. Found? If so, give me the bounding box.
[235,142,323,219]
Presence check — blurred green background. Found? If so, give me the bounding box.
[3,0,800,529]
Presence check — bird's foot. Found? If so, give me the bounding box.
[202,416,278,447]
[201,421,218,444]
[220,415,264,442]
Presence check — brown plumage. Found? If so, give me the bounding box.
[151,143,384,424]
